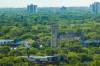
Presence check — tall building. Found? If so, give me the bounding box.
[60,6,67,13]
[51,24,59,48]
[27,4,37,13]
[90,2,100,14]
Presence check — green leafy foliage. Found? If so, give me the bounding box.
[0,11,100,66]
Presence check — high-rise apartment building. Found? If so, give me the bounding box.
[90,2,100,14]
[27,4,37,13]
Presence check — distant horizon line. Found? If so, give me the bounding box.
[0,6,90,8]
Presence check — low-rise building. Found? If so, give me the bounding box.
[81,40,100,47]
[0,39,21,47]
[0,40,14,45]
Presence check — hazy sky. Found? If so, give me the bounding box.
[0,0,100,8]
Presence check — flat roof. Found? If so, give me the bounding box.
[21,56,56,59]
[0,40,13,41]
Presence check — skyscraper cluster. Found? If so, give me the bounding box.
[26,1,100,14]
[27,4,37,13]
[90,2,100,14]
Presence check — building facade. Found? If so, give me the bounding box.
[27,4,37,13]
[90,2,100,14]
[0,39,21,47]
[0,40,14,45]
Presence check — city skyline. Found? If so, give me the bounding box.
[0,0,100,8]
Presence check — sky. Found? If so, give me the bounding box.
[0,0,100,8]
